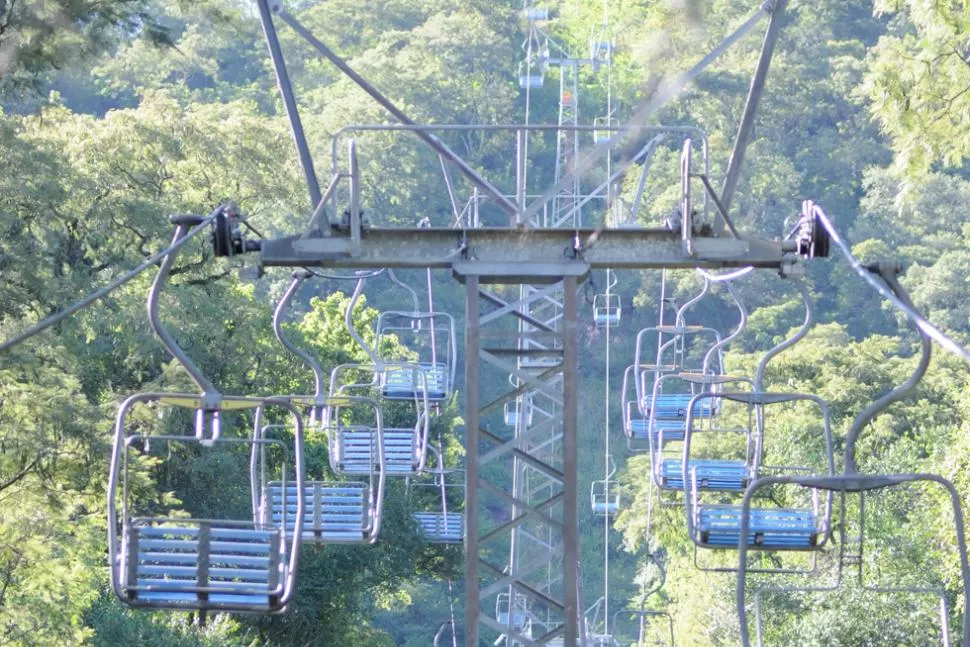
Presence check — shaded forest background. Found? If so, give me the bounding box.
[1,0,970,644]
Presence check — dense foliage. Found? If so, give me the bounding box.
[1,0,969,645]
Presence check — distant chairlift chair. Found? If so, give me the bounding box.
[496,591,533,637]
[412,445,464,544]
[254,397,386,545]
[518,59,545,89]
[592,116,615,145]
[653,388,754,499]
[504,392,535,427]
[375,310,457,403]
[329,363,430,477]
[591,456,621,517]
[593,293,621,327]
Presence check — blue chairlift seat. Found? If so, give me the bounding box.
[593,293,621,326]
[660,459,747,491]
[517,59,545,89]
[382,363,448,401]
[262,482,372,543]
[413,512,464,543]
[523,7,549,21]
[696,505,818,549]
[591,497,620,516]
[647,393,715,420]
[122,520,284,611]
[497,609,531,631]
[593,307,620,327]
[333,427,420,476]
[591,479,621,516]
[504,399,534,427]
[627,417,686,444]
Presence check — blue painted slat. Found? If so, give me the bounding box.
[697,505,817,549]
[660,459,748,491]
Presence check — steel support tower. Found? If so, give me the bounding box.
[503,11,599,643]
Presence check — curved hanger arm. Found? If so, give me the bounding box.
[639,553,667,603]
[148,216,219,401]
[388,268,419,313]
[606,268,618,292]
[606,454,617,480]
[346,273,379,364]
[754,280,812,392]
[703,279,747,375]
[844,267,931,473]
[675,276,710,327]
[274,272,326,406]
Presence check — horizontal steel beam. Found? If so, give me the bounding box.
[260,227,796,274]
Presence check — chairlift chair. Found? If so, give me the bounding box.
[591,455,621,516]
[590,479,621,517]
[108,395,306,613]
[517,352,561,370]
[412,446,464,544]
[254,400,385,545]
[504,394,535,427]
[684,392,835,564]
[413,494,464,544]
[329,363,430,476]
[629,292,731,457]
[592,117,615,145]
[496,591,533,635]
[593,293,621,327]
[108,216,305,613]
[518,60,545,89]
[375,310,457,402]
[737,266,970,646]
